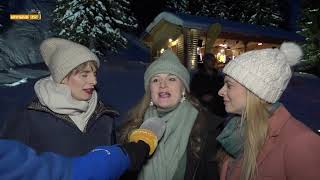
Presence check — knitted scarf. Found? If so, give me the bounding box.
[216,102,281,158]
[34,76,97,132]
[138,100,198,180]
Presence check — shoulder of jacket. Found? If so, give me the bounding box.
[27,97,49,112]
[194,105,224,130]
[95,101,120,119]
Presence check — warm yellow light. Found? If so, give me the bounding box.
[216,52,226,63]
[168,38,173,42]
[171,39,178,46]
[160,48,165,54]
[191,60,195,66]
[258,42,263,46]
[219,44,227,48]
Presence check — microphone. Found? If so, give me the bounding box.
[128,117,165,155]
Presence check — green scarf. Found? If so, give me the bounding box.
[216,116,244,158]
[138,100,198,180]
[216,102,282,158]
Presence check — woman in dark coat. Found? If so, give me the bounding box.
[1,38,119,156]
[119,49,223,180]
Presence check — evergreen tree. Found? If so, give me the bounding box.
[297,7,320,76]
[195,0,230,19]
[53,0,137,54]
[165,0,284,27]
[0,5,3,31]
[166,0,190,14]
[237,0,284,27]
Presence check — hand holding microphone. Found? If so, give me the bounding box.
[121,117,165,170]
[128,117,165,155]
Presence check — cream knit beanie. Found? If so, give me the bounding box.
[40,38,100,83]
[223,42,303,103]
[144,49,190,92]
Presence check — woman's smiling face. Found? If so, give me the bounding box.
[218,75,247,115]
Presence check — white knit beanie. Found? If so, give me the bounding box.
[223,42,303,103]
[40,38,100,83]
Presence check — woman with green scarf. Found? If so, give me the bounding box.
[119,49,223,180]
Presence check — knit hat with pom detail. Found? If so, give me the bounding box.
[223,42,303,103]
[144,49,190,92]
[40,37,99,83]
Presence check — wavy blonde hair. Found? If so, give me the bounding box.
[118,92,204,158]
[240,90,271,180]
[119,92,152,143]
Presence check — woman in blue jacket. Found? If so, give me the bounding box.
[0,139,129,180]
[1,38,118,156]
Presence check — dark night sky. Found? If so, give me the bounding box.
[131,0,168,33]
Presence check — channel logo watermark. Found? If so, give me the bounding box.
[10,9,41,20]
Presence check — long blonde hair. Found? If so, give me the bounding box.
[240,90,271,180]
[118,92,204,157]
[119,93,151,143]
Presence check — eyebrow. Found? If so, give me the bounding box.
[81,70,96,73]
[224,78,234,84]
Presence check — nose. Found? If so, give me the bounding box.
[159,80,167,88]
[89,74,97,85]
[218,85,225,97]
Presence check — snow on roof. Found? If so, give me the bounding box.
[144,11,304,42]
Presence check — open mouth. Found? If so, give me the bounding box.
[159,92,170,98]
[83,88,94,95]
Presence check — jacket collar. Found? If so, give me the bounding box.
[230,105,293,168]
[267,105,291,137]
[28,97,120,124]
[256,105,292,166]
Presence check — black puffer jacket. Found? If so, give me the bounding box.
[184,107,223,180]
[0,97,119,156]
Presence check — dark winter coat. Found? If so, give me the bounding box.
[120,106,224,180]
[190,69,227,117]
[0,97,119,156]
[184,107,224,180]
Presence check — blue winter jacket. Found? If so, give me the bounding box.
[0,139,130,180]
[0,139,71,180]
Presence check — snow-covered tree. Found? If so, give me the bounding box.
[166,0,284,28]
[236,0,284,27]
[53,0,137,54]
[0,4,6,32]
[166,0,190,14]
[194,0,229,18]
[297,7,320,76]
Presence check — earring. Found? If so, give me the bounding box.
[180,91,186,103]
[149,100,154,106]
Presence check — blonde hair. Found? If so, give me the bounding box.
[119,93,151,143]
[240,90,271,180]
[119,92,203,157]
